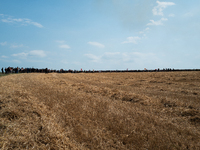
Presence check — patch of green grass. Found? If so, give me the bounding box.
[0,73,9,77]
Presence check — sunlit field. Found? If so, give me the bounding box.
[0,72,200,149]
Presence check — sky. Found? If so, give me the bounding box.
[0,0,200,70]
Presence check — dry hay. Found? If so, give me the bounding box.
[0,71,200,149]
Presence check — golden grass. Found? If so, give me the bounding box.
[0,72,200,149]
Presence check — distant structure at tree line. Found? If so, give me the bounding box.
[1,67,200,74]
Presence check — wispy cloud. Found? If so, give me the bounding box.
[88,42,105,48]
[12,50,46,58]
[104,52,120,56]
[59,45,70,49]
[168,13,175,17]
[139,27,150,34]
[10,44,24,48]
[12,52,28,57]
[102,52,121,62]
[0,42,7,46]
[122,37,141,44]
[29,50,46,57]
[152,1,175,16]
[1,55,8,58]
[84,54,101,62]
[184,12,194,17]
[56,40,70,49]
[126,52,154,61]
[84,52,122,63]
[84,52,160,67]
[12,60,21,63]
[0,14,43,28]
[85,52,128,63]
[147,18,168,26]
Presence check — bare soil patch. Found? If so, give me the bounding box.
[0,72,200,149]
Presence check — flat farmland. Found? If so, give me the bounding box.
[0,72,200,149]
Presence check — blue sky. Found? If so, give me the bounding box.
[0,0,200,70]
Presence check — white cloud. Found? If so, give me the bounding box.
[102,52,121,61]
[139,27,150,34]
[30,21,43,28]
[168,13,175,17]
[2,19,13,23]
[122,52,159,65]
[88,42,105,48]
[12,50,46,58]
[1,55,8,58]
[0,15,43,28]
[85,53,121,63]
[29,50,46,57]
[184,12,194,17]
[147,18,168,26]
[12,52,28,57]
[22,19,43,28]
[152,1,175,16]
[122,36,141,44]
[59,44,70,49]
[56,41,70,49]
[0,42,7,46]
[12,60,21,63]
[84,54,101,62]
[10,44,24,48]
[84,52,160,68]
[104,52,120,56]
[12,18,23,22]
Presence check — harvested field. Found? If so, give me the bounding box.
[0,72,200,149]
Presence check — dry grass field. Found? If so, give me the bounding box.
[0,72,200,149]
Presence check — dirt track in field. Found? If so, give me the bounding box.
[0,72,200,149]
